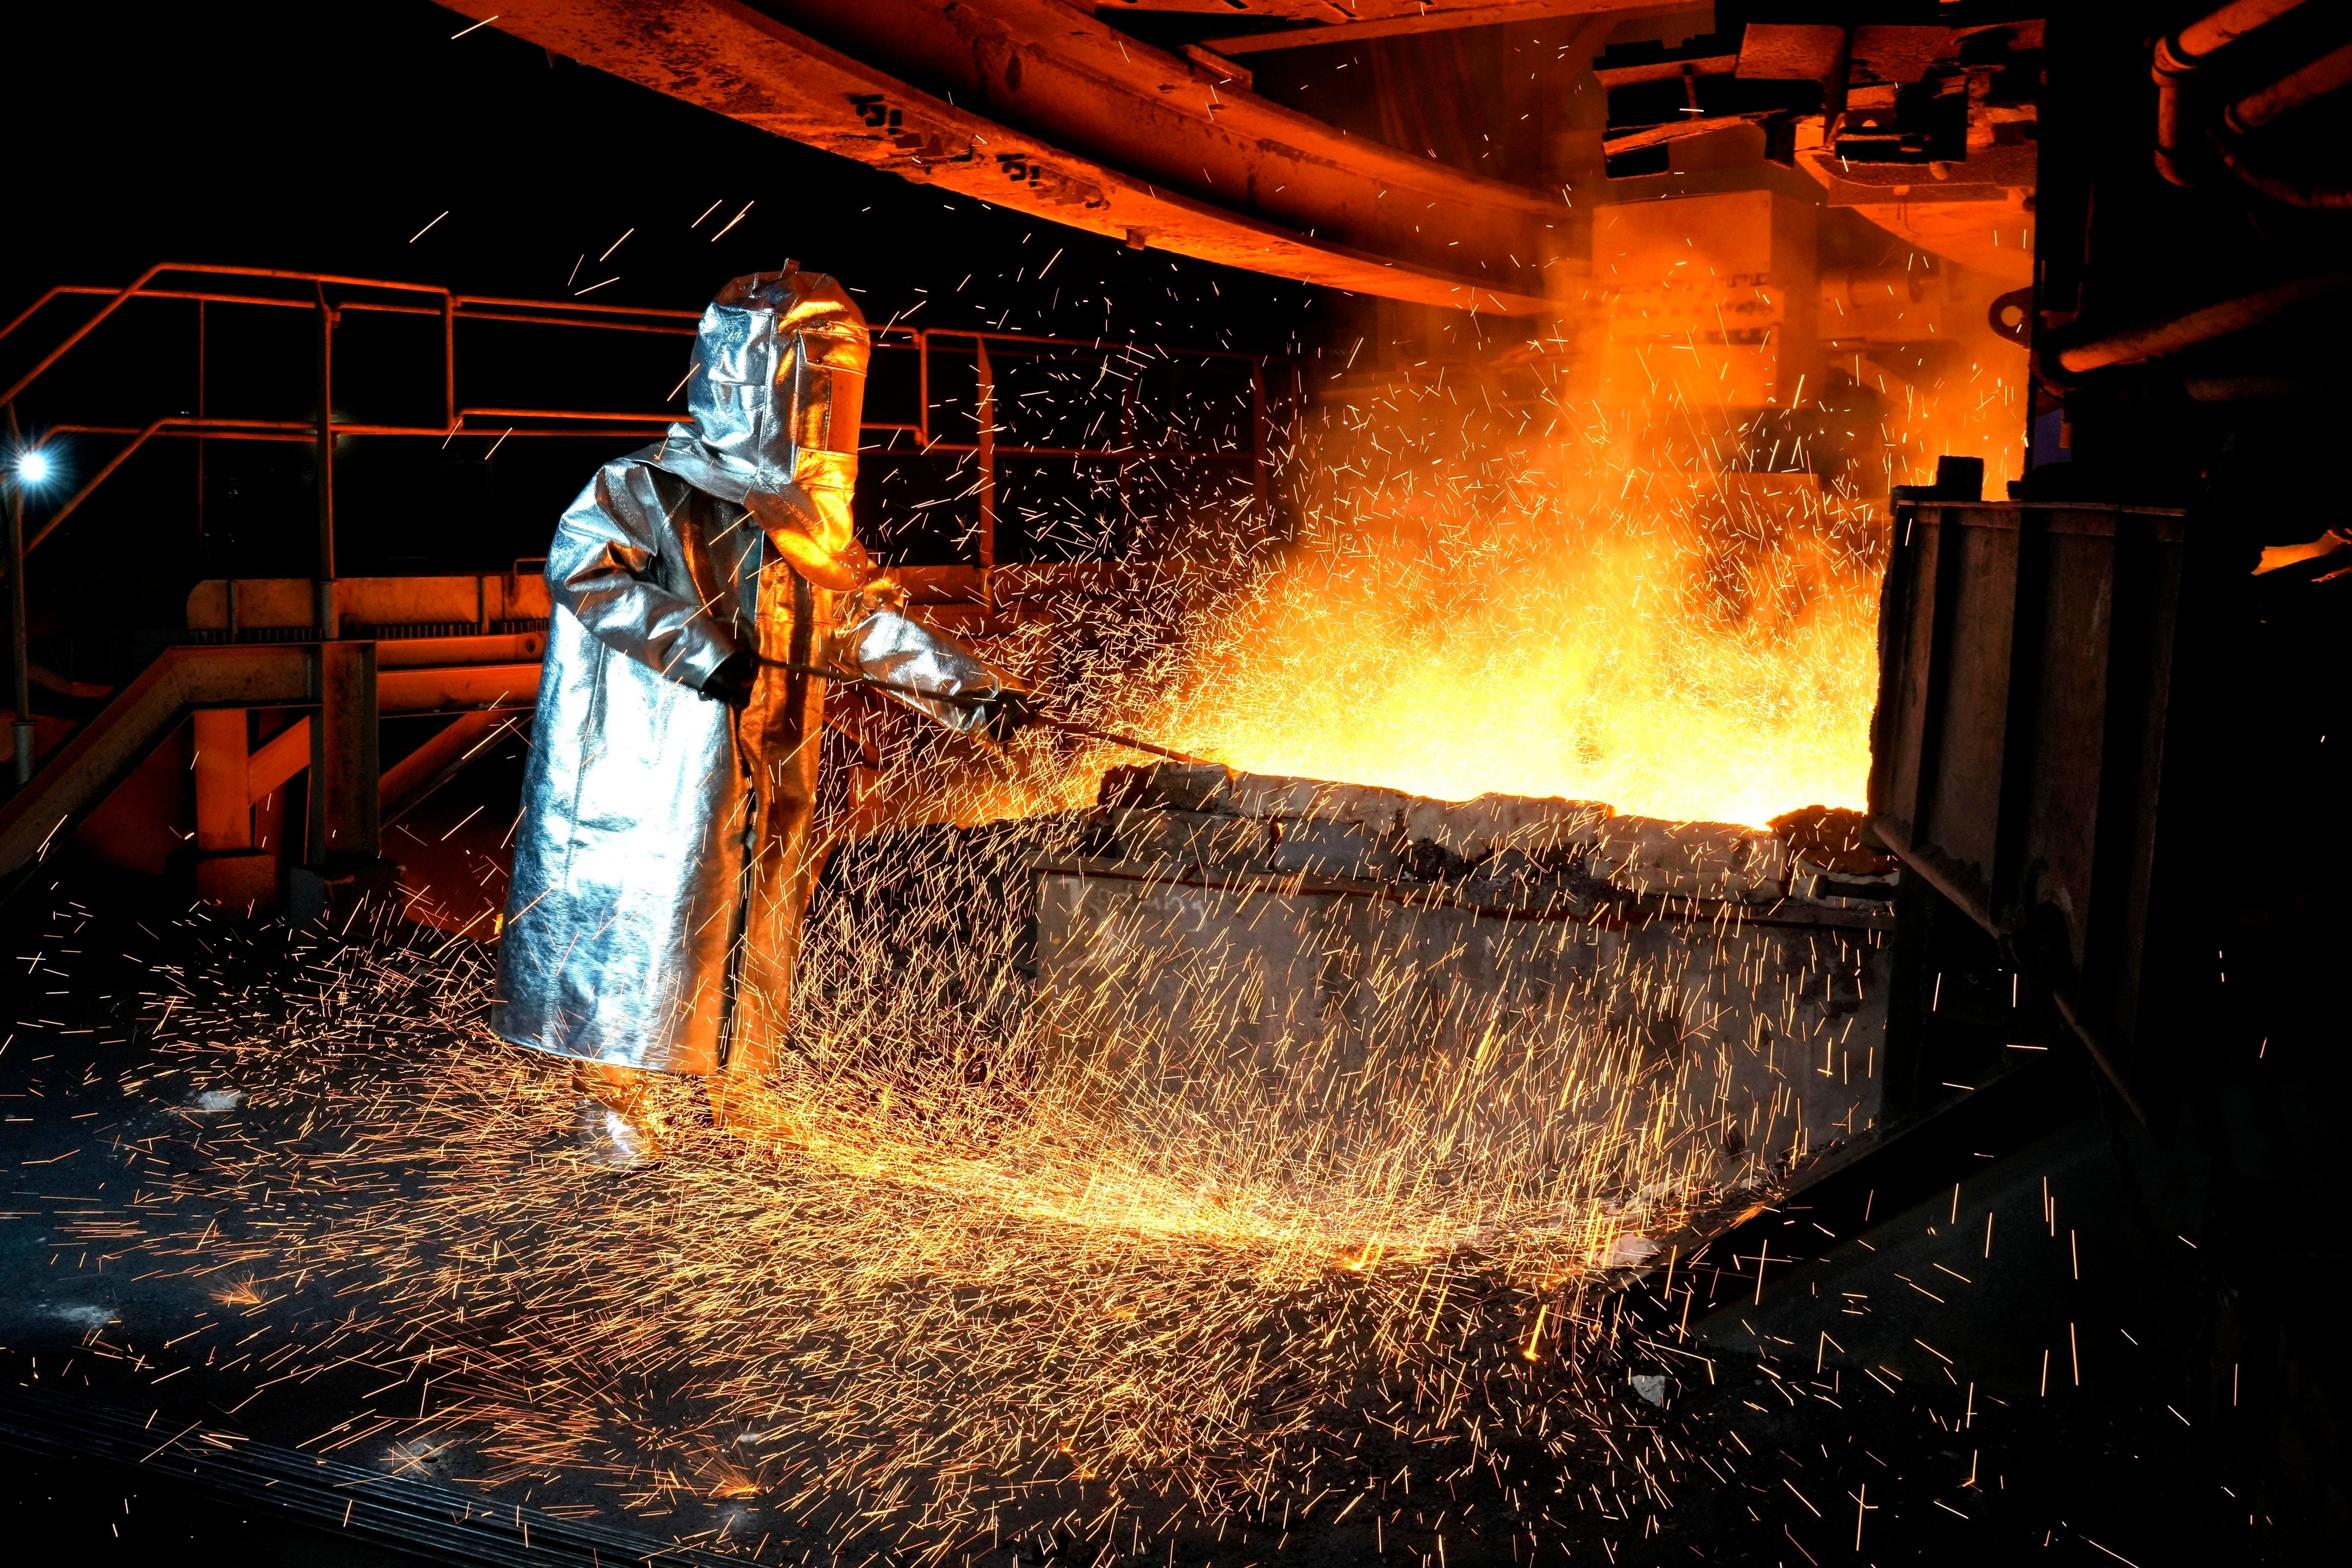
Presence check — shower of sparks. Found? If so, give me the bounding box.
[864,310,2022,831]
[24,242,2028,1563]
[102,850,1749,1562]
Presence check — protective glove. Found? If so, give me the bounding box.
[978,687,1037,742]
[698,650,756,710]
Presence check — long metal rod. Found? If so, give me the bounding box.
[1028,714,1214,767]
[40,417,1251,455]
[773,659,1213,766]
[23,286,1259,357]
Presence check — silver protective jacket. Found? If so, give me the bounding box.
[493,269,1022,1075]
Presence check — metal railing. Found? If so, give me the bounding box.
[0,262,1286,577]
[0,262,1296,782]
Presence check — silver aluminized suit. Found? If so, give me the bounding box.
[493,268,1019,1077]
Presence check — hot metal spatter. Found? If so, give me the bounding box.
[493,268,1032,1170]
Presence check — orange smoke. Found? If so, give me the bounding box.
[1137,324,2024,827]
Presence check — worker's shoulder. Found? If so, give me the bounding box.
[578,444,701,509]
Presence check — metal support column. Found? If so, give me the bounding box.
[291,638,393,927]
[307,641,378,865]
[313,284,337,639]
[195,297,207,551]
[975,338,997,570]
[1117,374,1137,559]
[5,405,31,787]
[192,710,252,853]
[1250,360,1270,537]
[191,707,276,907]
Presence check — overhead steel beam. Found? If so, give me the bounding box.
[1185,0,1639,56]
[439,1,1564,315]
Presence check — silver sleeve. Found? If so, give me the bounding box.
[841,607,1020,734]
[547,463,737,691]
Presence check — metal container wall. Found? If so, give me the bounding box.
[1869,500,2189,1106]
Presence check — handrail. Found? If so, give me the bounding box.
[0,264,1264,406]
[0,261,1295,597]
[0,264,458,409]
[25,416,181,556]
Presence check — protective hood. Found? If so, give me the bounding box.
[650,265,871,590]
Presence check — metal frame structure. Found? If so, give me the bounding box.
[435,2,1563,316]
[0,264,1295,773]
[1869,497,2192,1122]
[0,264,1298,905]
[0,262,1286,571]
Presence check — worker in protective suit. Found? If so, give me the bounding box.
[493,267,1031,1169]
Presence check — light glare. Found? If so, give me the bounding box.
[14,450,51,485]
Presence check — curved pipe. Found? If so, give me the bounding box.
[2212,135,2352,207]
[2180,0,2308,57]
[2054,269,2352,373]
[2226,36,2352,131]
[2153,0,2312,185]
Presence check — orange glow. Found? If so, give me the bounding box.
[1156,481,1883,827]
[1118,328,2024,828]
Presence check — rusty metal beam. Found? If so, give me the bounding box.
[310,642,376,862]
[191,709,252,851]
[377,663,542,715]
[1192,0,1638,55]
[382,710,524,825]
[1094,0,1600,22]
[439,1,1562,315]
[249,717,312,803]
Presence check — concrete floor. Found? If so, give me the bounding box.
[0,865,2281,1565]
[1,1452,424,1565]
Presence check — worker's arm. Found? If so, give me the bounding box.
[547,463,739,695]
[829,583,1032,738]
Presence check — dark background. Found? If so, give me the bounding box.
[0,1,1332,685]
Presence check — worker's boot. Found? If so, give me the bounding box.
[568,1059,668,1172]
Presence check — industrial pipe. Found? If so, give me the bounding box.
[1819,266,1925,313]
[2185,372,2352,400]
[2214,137,2352,207]
[2153,0,2311,184]
[2053,269,2352,373]
[2210,33,2352,207]
[2226,36,2352,131]
[2181,0,2309,57]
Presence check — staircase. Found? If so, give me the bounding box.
[0,576,544,916]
